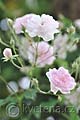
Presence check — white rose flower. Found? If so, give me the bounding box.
[26,14,59,41]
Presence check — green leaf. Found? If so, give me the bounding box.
[0,96,17,106]
[59,15,72,28]
[0,99,5,106]
[55,59,69,69]
[24,89,37,100]
[41,98,58,113]
[69,107,80,120]
[41,98,57,107]
[32,110,41,119]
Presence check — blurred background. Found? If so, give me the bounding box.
[1,0,80,20]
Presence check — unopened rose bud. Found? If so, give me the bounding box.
[67,26,75,34]
[7,18,13,27]
[46,116,55,120]
[7,81,19,94]
[0,19,9,31]
[74,19,80,28]
[58,95,62,102]
[58,21,64,29]
[19,77,31,90]
[3,48,12,59]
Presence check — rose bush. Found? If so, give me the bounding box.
[0,13,80,120]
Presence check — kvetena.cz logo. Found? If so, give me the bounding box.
[6,103,75,118]
[6,103,20,118]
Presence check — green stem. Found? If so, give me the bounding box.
[75,64,79,80]
[8,22,24,67]
[11,60,21,69]
[24,32,33,45]
[0,38,9,47]
[34,37,40,66]
[12,44,23,67]
[37,87,54,95]
[61,113,70,120]
[0,75,7,85]
[0,75,16,93]
[37,88,50,94]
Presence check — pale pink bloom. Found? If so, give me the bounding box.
[65,87,80,112]
[36,42,55,67]
[3,48,12,59]
[53,34,68,59]
[46,67,76,94]
[28,41,55,67]
[13,13,35,34]
[26,14,59,41]
[26,14,41,37]
[17,37,30,60]
[53,34,77,59]
[13,14,59,41]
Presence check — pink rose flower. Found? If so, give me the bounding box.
[26,14,59,41]
[36,41,55,67]
[28,41,55,67]
[46,67,76,94]
[13,13,35,34]
[13,13,59,41]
